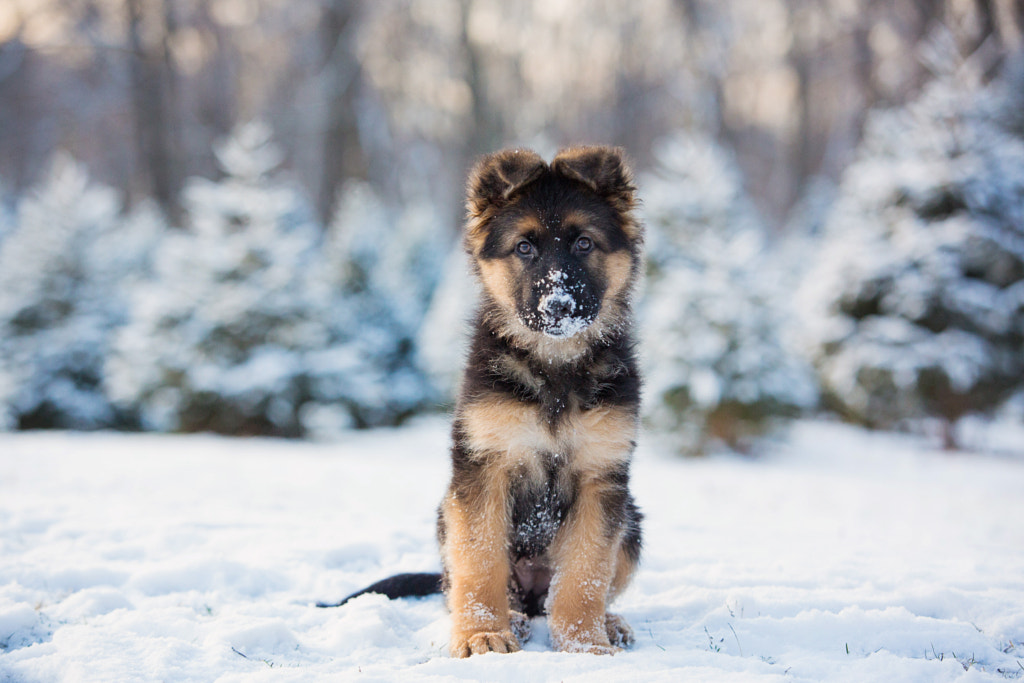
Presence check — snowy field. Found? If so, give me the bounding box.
[1,418,1023,682]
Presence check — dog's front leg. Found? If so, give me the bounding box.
[440,471,519,657]
[546,477,622,654]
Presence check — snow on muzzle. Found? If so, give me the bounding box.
[531,270,598,338]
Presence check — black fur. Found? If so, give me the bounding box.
[460,314,641,425]
[316,572,442,608]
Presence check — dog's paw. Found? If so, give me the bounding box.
[605,613,634,648]
[509,610,532,644]
[449,629,521,658]
[550,620,620,655]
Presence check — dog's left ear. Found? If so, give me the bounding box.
[552,146,635,205]
[552,146,640,240]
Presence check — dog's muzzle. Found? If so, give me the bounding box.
[538,290,592,338]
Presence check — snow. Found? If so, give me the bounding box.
[2,419,1022,682]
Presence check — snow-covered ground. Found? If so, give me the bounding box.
[1,418,1023,682]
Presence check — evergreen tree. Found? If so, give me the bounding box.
[642,133,817,454]
[311,179,439,432]
[0,154,156,429]
[107,122,434,436]
[108,122,328,435]
[416,247,475,402]
[800,53,1024,446]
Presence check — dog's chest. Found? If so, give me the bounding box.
[460,391,637,479]
[509,466,570,557]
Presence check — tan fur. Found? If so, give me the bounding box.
[546,478,623,654]
[464,213,490,256]
[561,209,594,230]
[492,322,598,364]
[608,542,639,602]
[459,396,550,482]
[468,206,636,367]
[450,394,638,655]
[567,405,638,476]
[440,471,520,657]
[602,251,634,306]
[482,305,627,365]
[476,256,637,367]
[460,395,636,477]
[477,259,518,313]
[604,612,635,648]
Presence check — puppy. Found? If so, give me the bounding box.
[319,146,644,658]
[437,146,644,657]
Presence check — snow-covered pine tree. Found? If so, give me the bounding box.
[107,122,332,435]
[307,180,439,433]
[800,47,1024,447]
[107,122,435,437]
[642,133,817,454]
[0,154,157,430]
[416,245,475,402]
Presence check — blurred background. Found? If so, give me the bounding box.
[0,0,1022,452]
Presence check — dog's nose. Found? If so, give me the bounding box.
[541,293,575,319]
[545,299,572,318]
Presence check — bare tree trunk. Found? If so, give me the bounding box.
[941,419,959,451]
[160,0,182,220]
[787,0,816,213]
[317,0,367,226]
[460,0,502,158]
[853,0,878,110]
[195,4,235,138]
[974,0,999,49]
[674,0,725,134]
[0,33,31,192]
[451,0,505,235]
[127,0,181,222]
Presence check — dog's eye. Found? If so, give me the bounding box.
[515,240,535,257]
[574,236,593,254]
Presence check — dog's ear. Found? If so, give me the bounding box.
[552,146,640,240]
[551,146,635,202]
[466,149,547,219]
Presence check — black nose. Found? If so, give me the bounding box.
[542,297,573,319]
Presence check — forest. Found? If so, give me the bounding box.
[1,0,1023,451]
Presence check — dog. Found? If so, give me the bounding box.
[320,146,644,658]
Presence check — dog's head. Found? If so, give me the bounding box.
[464,146,642,354]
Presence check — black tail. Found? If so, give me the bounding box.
[316,572,443,608]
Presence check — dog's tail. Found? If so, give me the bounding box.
[315,572,443,608]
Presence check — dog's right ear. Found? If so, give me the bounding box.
[466,149,547,219]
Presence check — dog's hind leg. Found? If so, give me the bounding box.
[509,609,532,644]
[604,612,635,648]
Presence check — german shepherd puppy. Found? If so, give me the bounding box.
[437,145,644,657]
[320,146,644,658]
